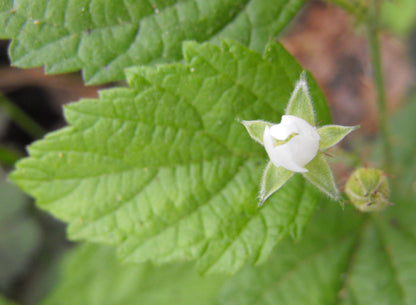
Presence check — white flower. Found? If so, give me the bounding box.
[241,72,357,204]
[263,115,320,173]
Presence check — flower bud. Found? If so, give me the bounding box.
[345,168,391,212]
[263,115,320,173]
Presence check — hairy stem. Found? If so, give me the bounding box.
[367,0,392,173]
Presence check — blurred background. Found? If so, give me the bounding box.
[0,1,415,304]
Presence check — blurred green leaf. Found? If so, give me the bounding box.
[10,40,331,275]
[0,180,41,289]
[41,243,226,305]
[0,295,17,305]
[382,0,416,35]
[0,0,306,85]
[322,0,367,19]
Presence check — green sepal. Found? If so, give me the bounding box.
[318,125,358,150]
[241,120,273,145]
[259,162,294,205]
[285,71,315,125]
[304,153,339,199]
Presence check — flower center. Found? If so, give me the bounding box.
[272,132,298,147]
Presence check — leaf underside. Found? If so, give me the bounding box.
[0,0,306,85]
[10,40,331,275]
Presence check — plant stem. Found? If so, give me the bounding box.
[367,0,392,173]
[0,94,45,139]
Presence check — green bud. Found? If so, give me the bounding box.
[345,168,391,212]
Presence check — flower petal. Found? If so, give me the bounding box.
[284,135,320,168]
[269,141,309,173]
[269,120,298,141]
[259,161,294,205]
[263,126,280,167]
[264,118,320,173]
[281,115,320,140]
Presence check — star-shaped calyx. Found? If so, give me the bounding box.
[242,72,357,205]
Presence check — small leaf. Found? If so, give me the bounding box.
[303,153,339,199]
[285,72,315,125]
[259,162,294,205]
[241,120,273,145]
[318,125,358,150]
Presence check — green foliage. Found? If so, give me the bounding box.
[322,0,368,20]
[11,40,331,274]
[218,202,364,305]
[382,0,416,35]
[0,0,306,85]
[0,180,41,289]
[337,99,416,305]
[42,244,226,305]
[41,96,416,305]
[41,201,363,305]
[0,295,17,305]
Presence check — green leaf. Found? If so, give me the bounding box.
[218,201,365,305]
[241,120,273,145]
[304,153,339,200]
[0,0,306,85]
[284,71,315,125]
[10,40,331,274]
[342,220,416,305]
[41,244,227,305]
[259,162,293,205]
[382,0,416,35]
[318,125,358,151]
[0,179,41,288]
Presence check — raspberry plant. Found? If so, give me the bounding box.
[1,0,415,304]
